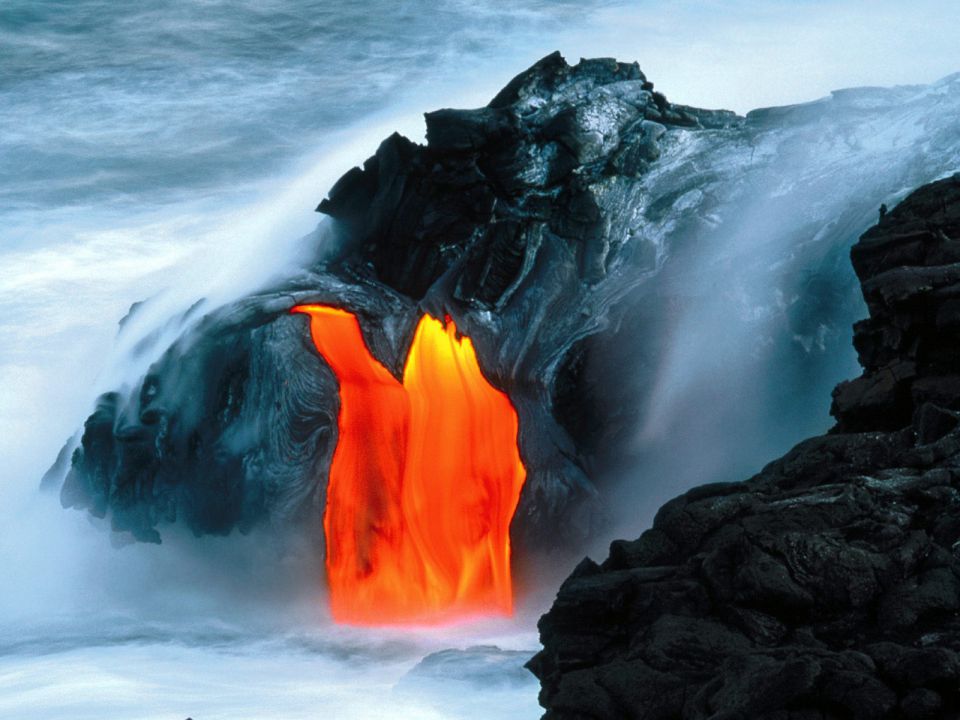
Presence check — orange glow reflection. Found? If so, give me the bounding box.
[291,305,526,625]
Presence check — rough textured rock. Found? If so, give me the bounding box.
[50,54,691,547]
[48,54,960,566]
[396,645,536,691]
[530,175,960,719]
[394,645,540,718]
[834,176,960,434]
[55,52,709,549]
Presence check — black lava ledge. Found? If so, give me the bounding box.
[530,175,960,720]
[52,53,730,549]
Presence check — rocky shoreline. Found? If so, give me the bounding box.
[51,54,960,563]
[43,52,960,716]
[53,53,720,552]
[530,175,960,719]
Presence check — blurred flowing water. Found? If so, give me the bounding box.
[2,1,959,718]
[0,2,605,717]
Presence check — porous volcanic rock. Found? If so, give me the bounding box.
[53,53,717,549]
[529,175,960,719]
[48,52,960,570]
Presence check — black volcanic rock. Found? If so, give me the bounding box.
[834,176,960,433]
[394,646,540,719]
[315,51,704,299]
[54,53,710,550]
[530,175,960,719]
[48,52,960,579]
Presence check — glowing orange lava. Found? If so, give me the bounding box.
[291,305,526,625]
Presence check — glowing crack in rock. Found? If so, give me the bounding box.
[291,305,526,625]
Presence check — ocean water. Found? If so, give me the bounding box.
[3,1,960,718]
[0,2,606,717]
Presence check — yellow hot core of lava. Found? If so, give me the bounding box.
[292,305,526,625]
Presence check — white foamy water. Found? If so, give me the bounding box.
[0,3,596,717]
[2,0,959,718]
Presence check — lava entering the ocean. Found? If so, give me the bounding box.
[292,305,526,625]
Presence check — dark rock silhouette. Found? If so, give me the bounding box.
[53,52,715,551]
[43,49,960,718]
[530,175,960,719]
[47,53,960,578]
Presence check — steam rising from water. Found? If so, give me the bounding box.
[2,0,959,717]
[0,3,598,716]
[589,73,960,554]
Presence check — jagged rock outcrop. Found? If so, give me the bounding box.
[48,52,960,570]
[394,646,540,719]
[53,53,718,549]
[530,175,960,719]
[833,178,960,435]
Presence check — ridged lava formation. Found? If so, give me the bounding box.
[530,175,960,720]
[292,305,525,624]
[49,53,960,588]
[52,53,730,552]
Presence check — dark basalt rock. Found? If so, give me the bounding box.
[394,645,540,719]
[396,645,536,691]
[530,175,960,719]
[834,175,960,433]
[316,51,702,300]
[53,52,709,551]
[47,52,960,581]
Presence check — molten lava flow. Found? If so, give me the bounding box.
[291,305,526,625]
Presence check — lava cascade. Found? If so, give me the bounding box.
[292,305,526,624]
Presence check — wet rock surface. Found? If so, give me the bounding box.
[394,645,541,718]
[49,54,960,567]
[55,52,706,549]
[530,175,960,719]
[396,645,536,691]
